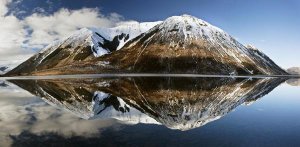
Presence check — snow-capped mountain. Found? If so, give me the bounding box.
[6,21,161,76]
[9,77,285,130]
[97,15,287,75]
[6,15,287,76]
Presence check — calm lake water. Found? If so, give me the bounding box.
[0,76,300,147]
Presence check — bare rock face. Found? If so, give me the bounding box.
[287,67,300,75]
[6,15,287,76]
[9,77,285,130]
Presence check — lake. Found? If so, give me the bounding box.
[0,76,300,147]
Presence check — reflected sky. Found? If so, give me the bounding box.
[0,77,300,146]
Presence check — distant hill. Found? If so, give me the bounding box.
[287,67,300,75]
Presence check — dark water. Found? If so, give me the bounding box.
[0,77,300,147]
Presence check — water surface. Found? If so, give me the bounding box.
[0,76,299,147]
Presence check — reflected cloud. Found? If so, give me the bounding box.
[0,81,118,146]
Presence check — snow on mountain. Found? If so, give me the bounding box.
[88,21,162,57]
[157,15,231,43]
[37,21,162,59]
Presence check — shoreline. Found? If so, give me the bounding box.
[0,73,299,80]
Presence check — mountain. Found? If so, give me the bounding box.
[8,77,286,130]
[93,16,286,75]
[287,67,300,75]
[6,15,287,76]
[6,21,161,76]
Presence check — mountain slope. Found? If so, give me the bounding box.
[7,15,287,76]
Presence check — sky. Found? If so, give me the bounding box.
[0,0,299,68]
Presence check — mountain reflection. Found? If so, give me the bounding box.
[9,77,285,130]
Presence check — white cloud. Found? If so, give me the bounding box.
[0,0,10,16]
[0,0,32,63]
[24,8,123,48]
[0,1,125,66]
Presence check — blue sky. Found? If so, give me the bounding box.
[1,0,300,68]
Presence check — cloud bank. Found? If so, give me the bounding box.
[0,0,125,65]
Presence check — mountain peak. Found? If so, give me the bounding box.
[155,14,228,42]
[165,14,207,24]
